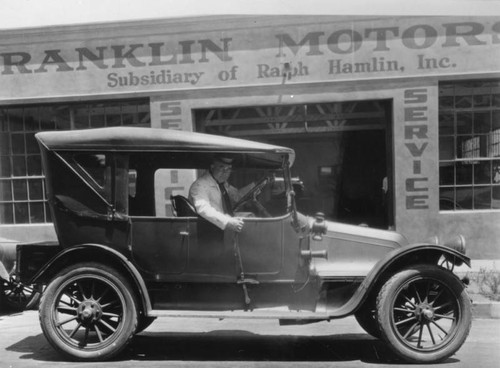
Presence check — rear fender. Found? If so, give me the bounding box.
[31,244,152,315]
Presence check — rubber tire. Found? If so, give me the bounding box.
[376,265,472,364]
[39,262,138,361]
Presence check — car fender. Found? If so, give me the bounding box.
[31,244,152,314]
[0,261,10,281]
[360,243,470,292]
[0,242,16,281]
[325,243,470,317]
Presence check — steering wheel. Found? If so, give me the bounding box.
[233,175,272,216]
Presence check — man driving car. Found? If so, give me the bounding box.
[189,155,252,232]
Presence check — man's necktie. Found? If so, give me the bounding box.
[218,182,234,216]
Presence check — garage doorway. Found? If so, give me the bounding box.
[194,100,393,229]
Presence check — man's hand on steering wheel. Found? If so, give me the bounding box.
[233,174,272,212]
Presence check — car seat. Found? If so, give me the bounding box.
[170,195,197,217]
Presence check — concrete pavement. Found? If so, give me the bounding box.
[0,310,499,367]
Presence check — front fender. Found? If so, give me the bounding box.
[360,243,470,293]
[31,244,152,314]
[325,243,470,318]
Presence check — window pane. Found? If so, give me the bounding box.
[106,105,122,127]
[457,135,479,160]
[439,96,454,109]
[8,108,24,131]
[455,95,472,109]
[439,113,454,135]
[439,162,455,185]
[474,111,491,133]
[90,106,106,128]
[457,112,473,134]
[14,202,29,223]
[0,110,7,131]
[493,111,500,131]
[27,155,42,176]
[122,104,138,125]
[26,133,39,154]
[475,161,491,184]
[29,202,45,223]
[12,156,27,176]
[13,179,28,200]
[0,203,14,224]
[474,186,492,209]
[456,163,473,185]
[474,94,491,108]
[11,133,25,154]
[0,156,11,177]
[493,94,500,107]
[493,185,500,209]
[439,136,455,160]
[456,186,473,209]
[23,107,39,131]
[29,179,44,200]
[39,106,59,130]
[493,161,500,183]
[440,187,456,210]
[0,180,12,200]
[73,105,90,129]
[0,133,10,155]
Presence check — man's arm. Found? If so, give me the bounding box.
[189,181,232,230]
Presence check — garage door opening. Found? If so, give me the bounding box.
[194,100,393,229]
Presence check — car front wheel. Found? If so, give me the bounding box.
[39,263,137,361]
[376,265,472,364]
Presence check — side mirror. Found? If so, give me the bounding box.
[311,212,327,241]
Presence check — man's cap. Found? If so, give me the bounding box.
[212,155,234,165]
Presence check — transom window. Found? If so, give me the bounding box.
[0,99,150,224]
[439,80,500,210]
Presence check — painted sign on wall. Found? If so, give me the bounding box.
[0,17,499,99]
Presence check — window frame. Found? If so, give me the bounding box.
[439,80,500,211]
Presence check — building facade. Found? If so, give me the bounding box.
[1,15,499,259]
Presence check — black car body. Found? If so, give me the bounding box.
[16,127,472,363]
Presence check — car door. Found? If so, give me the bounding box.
[129,216,193,278]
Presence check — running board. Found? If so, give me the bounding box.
[148,307,330,320]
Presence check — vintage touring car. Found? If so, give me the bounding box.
[15,127,472,363]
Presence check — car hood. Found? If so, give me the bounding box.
[309,220,408,278]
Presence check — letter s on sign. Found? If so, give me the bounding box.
[404,88,428,104]
[107,73,118,88]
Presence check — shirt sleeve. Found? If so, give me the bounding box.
[189,179,232,230]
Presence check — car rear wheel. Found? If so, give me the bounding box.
[376,265,472,364]
[39,263,137,361]
[1,276,41,311]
